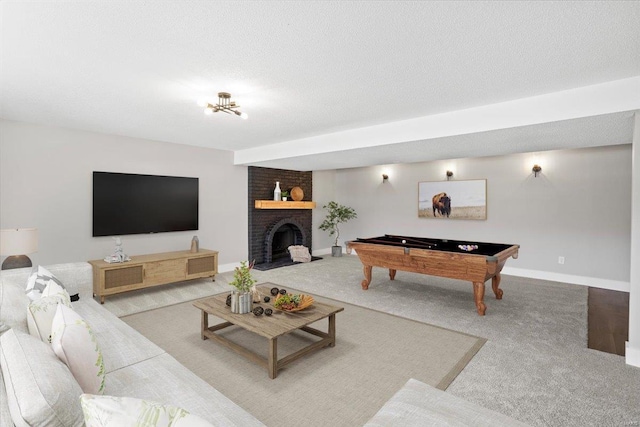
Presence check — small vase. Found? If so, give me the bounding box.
[190,236,199,253]
[282,197,288,201]
[231,290,253,314]
[274,182,281,201]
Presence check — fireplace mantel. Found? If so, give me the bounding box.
[254,200,316,209]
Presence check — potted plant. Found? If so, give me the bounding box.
[319,201,357,257]
[228,260,257,313]
[281,190,289,201]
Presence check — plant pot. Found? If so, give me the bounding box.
[230,290,253,314]
[331,246,343,257]
[282,197,288,201]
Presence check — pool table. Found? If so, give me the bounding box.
[346,234,519,315]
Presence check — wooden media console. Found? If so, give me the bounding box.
[89,249,218,303]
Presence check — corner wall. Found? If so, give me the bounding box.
[0,120,248,266]
[627,113,640,367]
[321,145,631,286]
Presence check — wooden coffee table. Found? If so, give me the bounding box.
[193,284,344,379]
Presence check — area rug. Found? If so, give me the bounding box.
[121,287,486,427]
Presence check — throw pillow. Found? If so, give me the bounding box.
[26,280,72,343]
[0,329,84,426]
[51,304,106,394]
[80,394,214,427]
[25,265,65,301]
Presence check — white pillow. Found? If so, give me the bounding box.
[27,281,72,343]
[26,265,66,301]
[0,329,85,427]
[80,394,214,427]
[51,304,106,395]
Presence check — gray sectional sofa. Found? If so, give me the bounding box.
[0,263,264,427]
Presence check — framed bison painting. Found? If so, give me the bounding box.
[418,179,487,220]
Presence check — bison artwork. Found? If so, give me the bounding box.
[432,192,451,217]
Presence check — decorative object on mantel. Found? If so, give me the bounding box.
[319,201,358,257]
[190,235,199,253]
[281,190,289,201]
[288,245,312,263]
[273,181,281,201]
[0,228,38,270]
[103,237,131,264]
[228,260,257,314]
[198,92,248,119]
[290,186,304,201]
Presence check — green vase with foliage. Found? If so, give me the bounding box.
[229,260,257,292]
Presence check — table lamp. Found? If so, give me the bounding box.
[0,228,38,270]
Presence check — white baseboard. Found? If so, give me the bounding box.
[502,267,630,292]
[626,342,640,367]
[217,262,238,274]
[312,247,333,256]
[265,249,631,292]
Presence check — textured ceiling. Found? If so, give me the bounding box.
[1,1,639,170]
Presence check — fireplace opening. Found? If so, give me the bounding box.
[272,225,296,261]
[263,218,306,264]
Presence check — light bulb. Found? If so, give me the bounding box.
[197,98,208,107]
[239,111,248,120]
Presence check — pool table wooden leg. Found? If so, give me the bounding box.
[361,265,372,290]
[472,282,486,316]
[492,274,504,299]
[389,269,396,280]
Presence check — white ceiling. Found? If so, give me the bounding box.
[1,1,639,170]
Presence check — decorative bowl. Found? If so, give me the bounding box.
[273,293,314,312]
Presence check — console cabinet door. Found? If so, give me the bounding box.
[144,259,186,285]
[186,254,218,280]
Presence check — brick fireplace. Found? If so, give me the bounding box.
[248,166,313,267]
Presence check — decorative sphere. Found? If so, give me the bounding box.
[265,308,273,316]
[263,296,271,303]
[253,307,264,316]
[226,295,231,307]
[290,186,304,201]
[279,289,287,295]
[270,287,280,296]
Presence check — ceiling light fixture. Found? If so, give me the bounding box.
[199,92,248,119]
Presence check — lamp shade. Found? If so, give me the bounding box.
[0,228,38,256]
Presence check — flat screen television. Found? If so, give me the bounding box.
[93,172,199,237]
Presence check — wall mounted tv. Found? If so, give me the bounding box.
[93,172,199,237]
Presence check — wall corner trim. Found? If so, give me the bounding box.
[626,342,640,368]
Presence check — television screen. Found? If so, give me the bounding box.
[93,172,199,237]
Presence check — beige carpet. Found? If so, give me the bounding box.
[122,287,486,427]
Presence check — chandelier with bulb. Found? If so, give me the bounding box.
[198,92,248,119]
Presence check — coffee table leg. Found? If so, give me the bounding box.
[269,338,278,379]
[329,313,336,347]
[201,311,208,340]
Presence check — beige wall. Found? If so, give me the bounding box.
[0,120,248,266]
[320,145,632,283]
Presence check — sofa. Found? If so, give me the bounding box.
[0,263,265,427]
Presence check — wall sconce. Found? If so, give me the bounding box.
[382,174,389,183]
[0,228,38,270]
[446,171,454,181]
[532,164,542,177]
